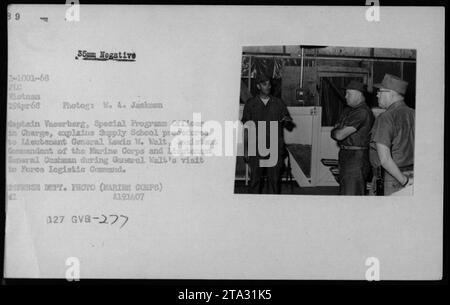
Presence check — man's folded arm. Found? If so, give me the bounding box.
[331,126,357,141]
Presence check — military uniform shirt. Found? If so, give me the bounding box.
[336,103,374,147]
[370,100,415,168]
[241,95,291,158]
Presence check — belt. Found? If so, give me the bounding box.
[340,145,368,150]
[399,164,414,171]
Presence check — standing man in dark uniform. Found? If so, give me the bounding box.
[370,74,414,195]
[331,80,374,195]
[241,74,293,194]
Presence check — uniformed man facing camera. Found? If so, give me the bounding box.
[241,74,293,194]
[331,80,375,195]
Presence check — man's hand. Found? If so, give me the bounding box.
[400,175,414,187]
[281,116,295,131]
[281,115,292,122]
[406,177,414,186]
[376,143,408,186]
[333,120,345,129]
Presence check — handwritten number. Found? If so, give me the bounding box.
[99,214,108,224]
[119,215,128,228]
[109,214,119,225]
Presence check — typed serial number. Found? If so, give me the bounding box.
[8,74,50,82]
[46,214,129,228]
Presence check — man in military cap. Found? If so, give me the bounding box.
[331,80,375,195]
[241,74,293,194]
[370,74,415,195]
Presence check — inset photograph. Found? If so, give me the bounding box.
[234,45,416,196]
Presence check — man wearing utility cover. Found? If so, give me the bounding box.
[370,74,415,195]
[241,74,294,194]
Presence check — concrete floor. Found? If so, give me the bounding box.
[234,180,339,195]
